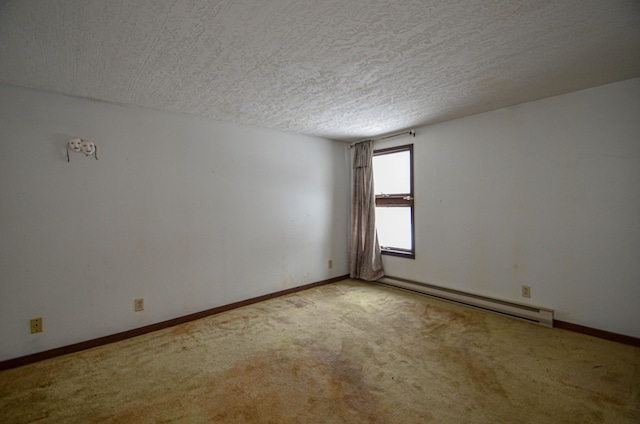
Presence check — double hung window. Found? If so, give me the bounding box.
[372,144,415,258]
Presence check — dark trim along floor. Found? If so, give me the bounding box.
[0,275,349,371]
[3,276,638,370]
[553,320,640,347]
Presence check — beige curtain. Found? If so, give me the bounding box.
[349,141,384,281]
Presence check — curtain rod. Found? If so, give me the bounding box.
[348,129,416,148]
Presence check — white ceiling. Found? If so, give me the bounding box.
[0,0,638,142]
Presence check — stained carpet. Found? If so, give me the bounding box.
[1,279,639,423]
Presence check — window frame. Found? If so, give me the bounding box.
[373,144,415,259]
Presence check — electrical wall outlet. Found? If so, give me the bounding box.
[30,318,43,334]
[522,285,531,298]
[134,298,144,312]
[328,260,333,269]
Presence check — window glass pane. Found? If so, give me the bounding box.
[375,207,412,250]
[373,151,410,195]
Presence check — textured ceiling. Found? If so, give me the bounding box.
[0,0,639,141]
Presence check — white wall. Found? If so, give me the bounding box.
[0,85,350,361]
[376,78,640,338]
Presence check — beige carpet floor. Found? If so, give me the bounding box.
[1,279,639,423]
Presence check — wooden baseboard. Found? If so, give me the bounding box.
[0,275,349,371]
[554,320,640,347]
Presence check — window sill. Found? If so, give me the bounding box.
[381,249,415,259]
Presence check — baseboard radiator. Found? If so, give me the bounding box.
[376,276,554,327]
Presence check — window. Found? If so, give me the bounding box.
[373,144,414,258]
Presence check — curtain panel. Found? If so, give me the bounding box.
[349,141,384,281]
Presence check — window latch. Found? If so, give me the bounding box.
[403,196,413,200]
